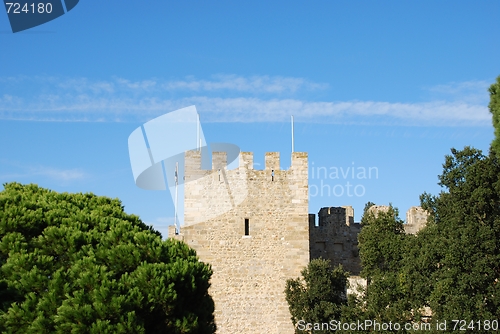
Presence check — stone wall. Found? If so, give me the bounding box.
[309,204,430,302]
[368,204,430,235]
[309,206,362,275]
[367,205,391,216]
[171,151,309,334]
[168,148,431,333]
[347,276,367,297]
[405,206,429,234]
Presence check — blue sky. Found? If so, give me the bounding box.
[1,1,499,237]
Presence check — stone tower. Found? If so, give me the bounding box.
[405,206,429,234]
[170,150,309,333]
[309,206,362,275]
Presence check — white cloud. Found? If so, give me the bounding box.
[142,217,176,226]
[32,166,87,181]
[58,78,116,94]
[0,95,489,125]
[424,80,491,105]
[0,75,492,126]
[0,161,87,182]
[0,74,326,95]
[191,97,489,125]
[115,78,157,91]
[161,74,327,93]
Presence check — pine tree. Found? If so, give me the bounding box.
[0,183,216,333]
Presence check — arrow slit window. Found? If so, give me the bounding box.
[244,219,250,236]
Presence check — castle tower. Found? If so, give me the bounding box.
[170,151,309,333]
[405,206,429,234]
[309,206,362,275]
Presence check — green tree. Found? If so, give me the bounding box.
[489,76,500,157]
[283,76,500,333]
[285,258,348,334]
[357,205,413,329]
[0,183,216,334]
[414,146,500,328]
[359,205,406,277]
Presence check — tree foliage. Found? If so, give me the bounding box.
[414,146,500,324]
[354,148,500,332]
[285,76,500,333]
[354,147,500,332]
[285,258,348,333]
[490,76,500,157]
[359,206,406,277]
[0,183,215,334]
[357,206,414,328]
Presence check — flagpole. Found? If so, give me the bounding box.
[174,162,179,234]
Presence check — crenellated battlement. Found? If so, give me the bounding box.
[308,205,429,276]
[309,206,361,275]
[212,151,227,169]
[172,145,428,333]
[265,152,280,170]
[179,148,310,333]
[183,150,309,227]
[368,205,430,234]
[316,206,355,226]
[184,150,308,172]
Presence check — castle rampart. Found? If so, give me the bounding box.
[173,151,309,334]
[308,205,430,297]
[368,205,429,235]
[405,206,429,234]
[170,150,429,333]
[309,206,362,275]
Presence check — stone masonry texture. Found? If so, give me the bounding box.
[168,150,429,333]
[172,151,309,333]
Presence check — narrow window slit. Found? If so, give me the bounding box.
[271,169,274,181]
[244,218,249,236]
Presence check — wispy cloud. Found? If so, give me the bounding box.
[423,80,491,105]
[32,166,87,181]
[2,75,327,95]
[0,75,492,126]
[191,97,490,125]
[160,74,327,93]
[0,161,88,183]
[57,78,116,94]
[115,78,157,91]
[0,95,489,126]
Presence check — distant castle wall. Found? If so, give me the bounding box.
[405,206,429,234]
[309,206,362,275]
[172,151,309,334]
[368,205,429,235]
[308,205,430,299]
[169,149,430,333]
